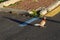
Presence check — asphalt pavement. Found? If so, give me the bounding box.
[0,11,60,40]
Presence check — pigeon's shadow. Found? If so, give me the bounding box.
[3,16,34,26]
[46,18,60,23]
[2,16,60,27]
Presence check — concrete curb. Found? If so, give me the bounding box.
[0,1,60,17]
[0,0,21,8]
[35,1,60,17]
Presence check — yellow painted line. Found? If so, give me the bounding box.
[45,5,60,17]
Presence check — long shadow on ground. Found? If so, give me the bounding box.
[2,16,35,27]
[46,18,60,23]
[2,16,60,27]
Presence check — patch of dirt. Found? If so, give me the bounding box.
[6,0,56,11]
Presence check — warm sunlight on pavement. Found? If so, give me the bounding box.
[45,5,60,17]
